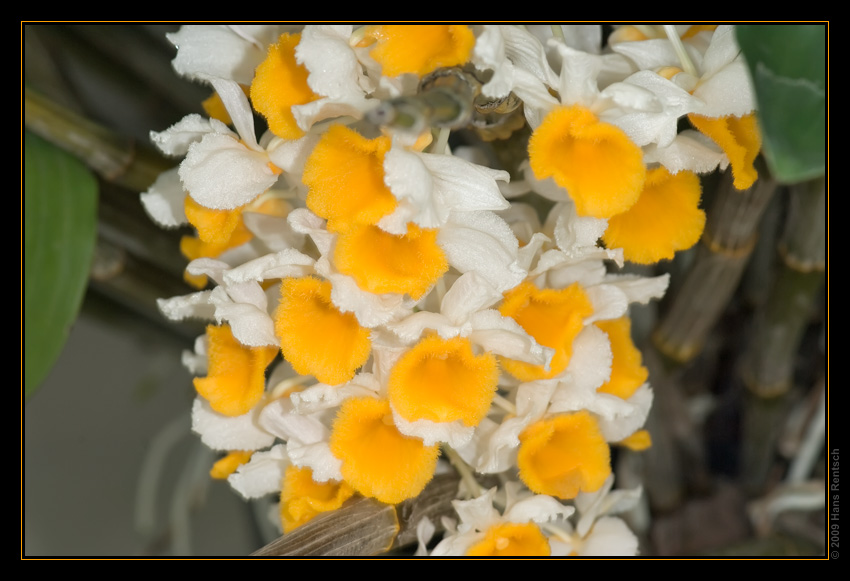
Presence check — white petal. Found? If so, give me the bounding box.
[151,114,230,157]
[693,58,756,118]
[191,397,275,451]
[391,407,475,448]
[643,130,727,175]
[380,145,440,233]
[387,311,459,343]
[440,271,503,324]
[296,25,366,101]
[140,168,187,228]
[290,96,369,133]
[468,309,553,366]
[209,285,277,347]
[223,249,315,285]
[228,444,290,499]
[286,441,343,483]
[242,211,306,252]
[584,283,630,323]
[503,494,574,524]
[210,78,260,150]
[418,152,510,214]
[325,269,414,329]
[560,325,613,394]
[258,396,329,446]
[290,378,379,415]
[180,133,278,210]
[578,516,639,556]
[595,384,654,442]
[168,25,267,85]
[157,292,215,322]
[602,273,671,306]
[267,133,321,178]
[438,211,525,293]
[452,488,501,532]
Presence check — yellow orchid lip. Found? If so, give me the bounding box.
[366,25,475,78]
[193,324,278,417]
[466,522,551,557]
[275,277,371,386]
[602,166,705,265]
[528,105,646,219]
[388,334,499,427]
[518,410,611,500]
[498,281,594,381]
[688,112,761,191]
[280,465,355,533]
[329,397,440,505]
[595,317,649,400]
[333,222,448,300]
[250,32,319,140]
[302,124,397,234]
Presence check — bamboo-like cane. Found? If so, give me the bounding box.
[653,160,778,363]
[739,177,826,494]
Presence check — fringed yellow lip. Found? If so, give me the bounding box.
[275,277,371,386]
[280,465,355,533]
[688,112,761,191]
[251,32,318,140]
[529,105,646,219]
[210,450,253,480]
[193,324,278,417]
[466,522,551,557]
[499,281,594,381]
[595,317,649,400]
[602,167,705,265]
[329,397,440,505]
[365,25,475,78]
[518,411,611,499]
[388,335,498,427]
[333,223,448,299]
[303,124,396,234]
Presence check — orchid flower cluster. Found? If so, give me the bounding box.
[142,24,760,556]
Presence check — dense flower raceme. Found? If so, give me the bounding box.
[142,24,760,556]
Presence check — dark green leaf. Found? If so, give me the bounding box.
[24,131,98,399]
[736,25,826,184]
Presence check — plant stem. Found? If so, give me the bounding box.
[24,87,172,193]
[653,161,778,363]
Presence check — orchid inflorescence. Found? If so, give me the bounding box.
[143,24,761,556]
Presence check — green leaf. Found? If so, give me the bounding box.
[24,131,98,399]
[736,25,826,184]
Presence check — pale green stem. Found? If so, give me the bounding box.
[442,444,484,499]
[24,87,171,193]
[542,522,576,546]
[549,25,566,43]
[491,393,517,415]
[664,25,697,76]
[432,127,452,155]
[270,375,314,399]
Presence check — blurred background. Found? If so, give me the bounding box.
[23,24,827,557]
